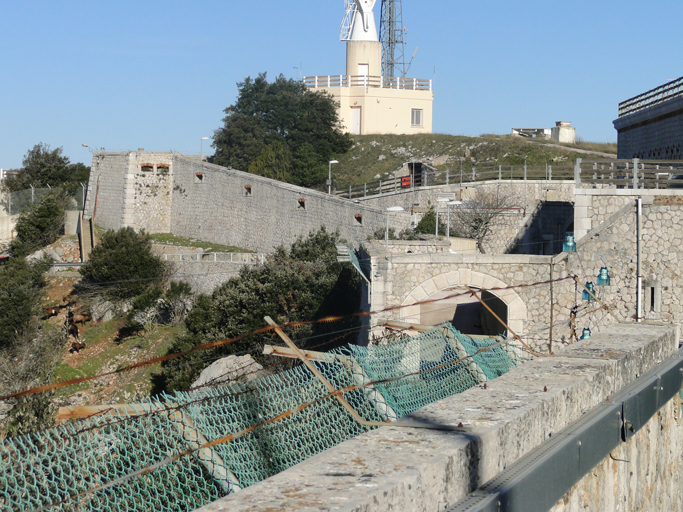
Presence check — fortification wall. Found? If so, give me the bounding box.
[84,151,174,233]
[83,151,130,230]
[195,323,682,512]
[169,157,402,253]
[614,96,683,160]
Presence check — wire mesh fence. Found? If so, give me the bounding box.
[0,323,528,512]
[1,186,86,216]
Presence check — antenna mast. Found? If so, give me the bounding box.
[379,0,406,77]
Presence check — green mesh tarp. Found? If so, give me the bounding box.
[0,323,526,511]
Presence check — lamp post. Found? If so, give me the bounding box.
[81,143,99,154]
[435,198,450,237]
[200,137,210,161]
[446,200,462,241]
[328,160,339,195]
[386,206,405,249]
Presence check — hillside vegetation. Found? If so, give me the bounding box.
[331,134,617,188]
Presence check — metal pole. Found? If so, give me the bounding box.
[328,162,332,195]
[385,213,390,250]
[632,158,639,190]
[637,197,642,322]
[549,263,554,353]
[499,165,502,180]
[435,205,439,237]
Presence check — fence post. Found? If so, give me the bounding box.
[498,165,502,180]
[524,163,527,181]
[349,185,352,199]
[394,175,397,191]
[446,169,449,185]
[574,158,582,188]
[548,165,552,181]
[364,183,367,197]
[632,158,639,189]
[378,180,381,195]
[472,168,476,181]
[30,185,34,203]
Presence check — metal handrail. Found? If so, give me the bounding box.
[618,76,683,117]
[162,252,266,264]
[333,159,683,199]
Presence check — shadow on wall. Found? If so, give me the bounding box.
[419,287,509,337]
[509,201,574,255]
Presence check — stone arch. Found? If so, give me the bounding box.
[399,269,528,335]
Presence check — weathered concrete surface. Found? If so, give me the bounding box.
[194,323,680,512]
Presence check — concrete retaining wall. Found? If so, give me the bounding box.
[195,323,680,512]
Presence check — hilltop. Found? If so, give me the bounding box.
[331,134,617,188]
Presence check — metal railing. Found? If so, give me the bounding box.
[162,252,266,264]
[333,159,683,200]
[303,74,432,91]
[618,76,683,118]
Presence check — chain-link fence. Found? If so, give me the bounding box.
[1,185,86,216]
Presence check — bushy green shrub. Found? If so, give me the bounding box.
[158,228,360,392]
[0,256,51,350]
[79,227,168,301]
[8,194,64,257]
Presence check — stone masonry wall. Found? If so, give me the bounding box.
[365,241,616,354]
[169,157,405,253]
[573,190,683,325]
[83,151,130,230]
[131,154,173,233]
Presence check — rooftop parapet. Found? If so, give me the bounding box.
[303,74,432,91]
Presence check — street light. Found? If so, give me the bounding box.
[328,160,339,195]
[200,137,210,161]
[446,200,463,241]
[82,143,99,154]
[435,198,450,237]
[386,206,405,249]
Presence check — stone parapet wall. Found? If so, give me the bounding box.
[170,260,246,295]
[195,323,681,512]
[83,151,130,230]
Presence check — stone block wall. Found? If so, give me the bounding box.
[169,157,394,253]
[363,241,616,353]
[614,95,683,160]
[572,190,683,324]
[131,154,173,233]
[84,151,174,233]
[83,151,130,230]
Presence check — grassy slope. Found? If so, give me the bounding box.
[331,134,617,188]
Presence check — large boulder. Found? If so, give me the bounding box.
[191,355,265,389]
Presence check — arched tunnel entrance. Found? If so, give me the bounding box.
[419,287,509,336]
[399,270,527,337]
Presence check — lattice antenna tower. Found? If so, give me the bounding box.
[340,0,358,41]
[379,0,406,77]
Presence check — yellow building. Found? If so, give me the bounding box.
[304,1,433,135]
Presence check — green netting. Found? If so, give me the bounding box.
[0,400,223,512]
[0,323,527,512]
[339,323,521,418]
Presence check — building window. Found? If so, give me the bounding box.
[354,213,363,225]
[141,164,154,173]
[157,163,170,175]
[195,172,204,183]
[244,185,252,196]
[411,109,423,127]
[298,198,306,210]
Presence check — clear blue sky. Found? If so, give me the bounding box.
[1,0,681,169]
